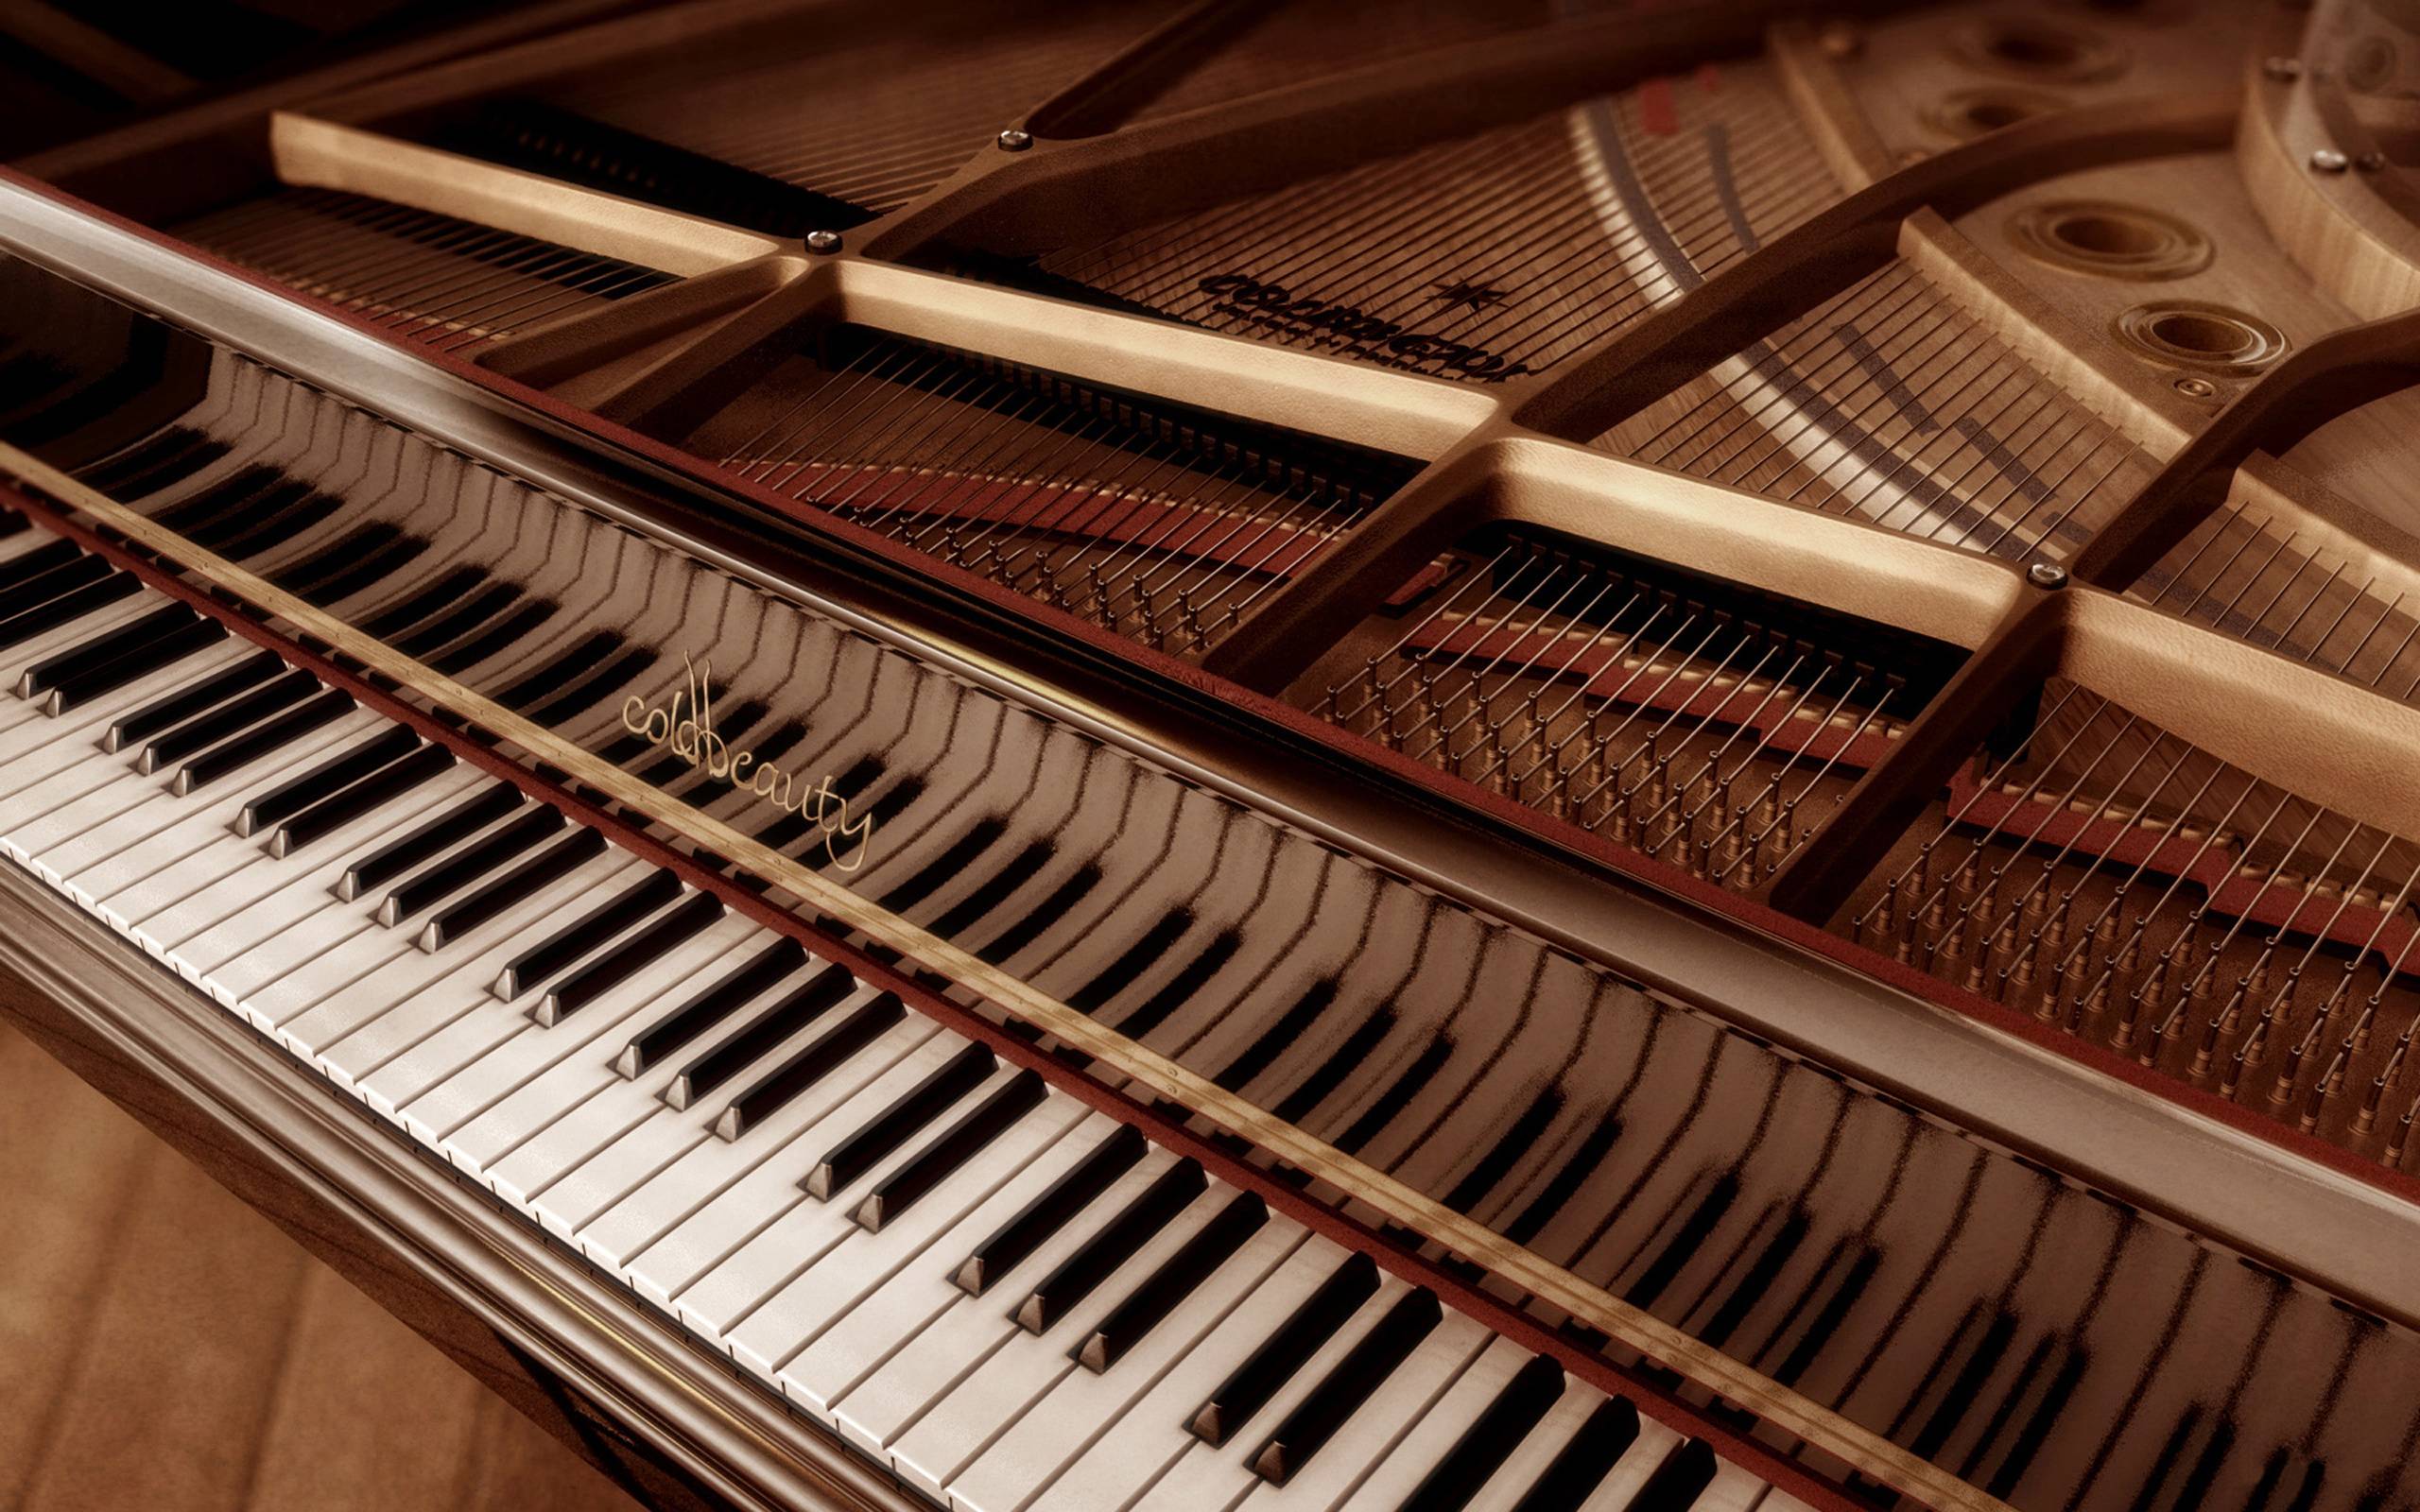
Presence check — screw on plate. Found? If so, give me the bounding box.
[2174,375,2219,400]
[997,128,1033,152]
[2262,56,2304,82]
[2027,561,2070,591]
[805,230,843,254]
[2359,149,2391,172]
[2311,147,2352,174]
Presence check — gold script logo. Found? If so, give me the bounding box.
[620,654,875,872]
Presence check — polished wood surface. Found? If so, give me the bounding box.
[0,1021,640,1512]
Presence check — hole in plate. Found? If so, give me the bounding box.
[1929,87,2070,140]
[1955,17,2128,81]
[2008,199,2213,280]
[2112,301,2289,371]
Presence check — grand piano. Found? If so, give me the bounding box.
[3,2,2419,1509]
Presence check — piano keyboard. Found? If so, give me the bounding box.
[0,505,1809,1512]
[9,236,2420,1512]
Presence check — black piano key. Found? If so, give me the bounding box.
[1213,979,1340,1094]
[1069,909,1193,1013]
[495,868,683,1000]
[427,598,557,677]
[0,571,140,650]
[360,566,488,642]
[271,743,454,857]
[522,644,657,728]
[1443,1089,1565,1217]
[715,990,902,1138]
[411,821,601,943]
[393,581,524,660]
[495,630,624,711]
[804,1042,996,1199]
[878,817,1006,915]
[975,863,1100,966]
[6,553,115,610]
[265,524,405,601]
[1505,1399,1641,1512]
[295,531,429,609]
[172,687,354,794]
[619,938,806,1077]
[235,726,421,836]
[106,649,285,753]
[1012,1158,1205,1335]
[17,602,199,696]
[956,1124,1148,1297]
[1504,1110,1626,1247]
[670,964,859,1108]
[45,615,231,713]
[533,889,722,1022]
[75,427,225,498]
[1109,930,1240,1042]
[207,484,341,559]
[152,464,284,535]
[853,1069,1046,1232]
[1272,1005,1398,1126]
[1333,1033,1454,1155]
[1626,1176,1738,1309]
[926,839,1052,936]
[1627,1439,1719,1512]
[1397,1356,1566,1512]
[374,801,561,922]
[137,667,320,773]
[1077,1192,1267,1372]
[1249,1288,1443,1486]
[1189,1252,1380,1447]
[344,783,525,899]
[0,540,83,595]
[1699,1210,1809,1350]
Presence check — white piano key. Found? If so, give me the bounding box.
[832,1143,1188,1462]
[945,1219,1309,1512]
[722,1084,1091,1396]
[162,779,477,987]
[638,1029,992,1337]
[1126,1276,1419,1512]
[1460,1378,1625,1512]
[821,1111,1134,1455]
[1329,1336,1538,1512]
[1693,1462,1773,1512]
[386,877,735,1145]
[0,593,169,692]
[887,1179,1236,1505]
[313,854,646,1098]
[1231,1310,1492,1512]
[1577,1414,1685,1512]
[78,720,382,929]
[432,917,756,1177]
[479,940,801,1210]
[1027,1233,1360,1512]
[572,988,932,1270]
[205,765,493,1004]
[79,714,388,918]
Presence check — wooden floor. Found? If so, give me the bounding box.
[0,1021,642,1512]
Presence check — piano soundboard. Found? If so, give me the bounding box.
[4,3,2420,1512]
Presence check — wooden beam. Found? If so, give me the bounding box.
[1506,90,2240,441]
[2070,306,2420,590]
